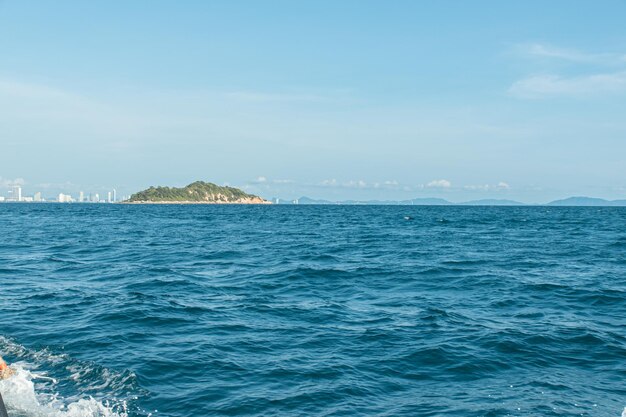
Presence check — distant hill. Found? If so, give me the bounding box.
[460,199,525,206]
[407,198,453,205]
[547,197,626,206]
[127,181,270,204]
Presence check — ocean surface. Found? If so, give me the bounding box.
[0,204,624,417]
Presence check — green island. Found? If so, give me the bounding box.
[126,181,271,204]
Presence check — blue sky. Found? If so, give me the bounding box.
[1,0,625,202]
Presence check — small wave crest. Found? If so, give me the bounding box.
[0,337,142,417]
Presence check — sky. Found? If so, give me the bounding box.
[1,0,626,203]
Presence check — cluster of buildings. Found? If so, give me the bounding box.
[271,198,300,204]
[0,186,128,203]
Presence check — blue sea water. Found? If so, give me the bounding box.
[0,204,625,417]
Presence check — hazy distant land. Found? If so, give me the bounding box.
[276,196,626,206]
[2,183,625,206]
[126,182,626,206]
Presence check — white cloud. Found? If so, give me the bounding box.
[372,180,400,189]
[463,182,511,191]
[463,184,489,191]
[427,179,451,188]
[0,177,25,187]
[318,179,377,189]
[509,72,626,99]
[32,181,76,190]
[249,177,295,186]
[344,180,367,188]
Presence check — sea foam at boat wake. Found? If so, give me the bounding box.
[0,367,127,417]
[0,338,141,417]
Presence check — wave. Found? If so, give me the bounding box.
[0,338,141,417]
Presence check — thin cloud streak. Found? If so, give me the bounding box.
[509,72,626,99]
[520,43,625,64]
[224,91,331,103]
[509,43,626,99]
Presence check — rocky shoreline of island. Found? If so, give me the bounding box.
[124,199,271,205]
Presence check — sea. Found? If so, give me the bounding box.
[0,204,624,417]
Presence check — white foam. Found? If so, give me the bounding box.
[0,366,127,417]
[1,337,137,416]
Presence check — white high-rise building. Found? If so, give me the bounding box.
[59,193,74,203]
[113,189,117,203]
[34,192,42,202]
[107,191,112,203]
[9,185,22,202]
[79,191,84,202]
[94,193,100,202]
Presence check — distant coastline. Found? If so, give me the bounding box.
[2,184,625,207]
[270,196,626,207]
[2,196,625,206]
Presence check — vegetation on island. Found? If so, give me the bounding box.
[127,181,269,203]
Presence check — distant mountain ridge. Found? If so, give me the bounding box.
[128,181,270,204]
[273,196,626,206]
[546,196,626,206]
[459,199,526,206]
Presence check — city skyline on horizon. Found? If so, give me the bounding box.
[0,183,124,203]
